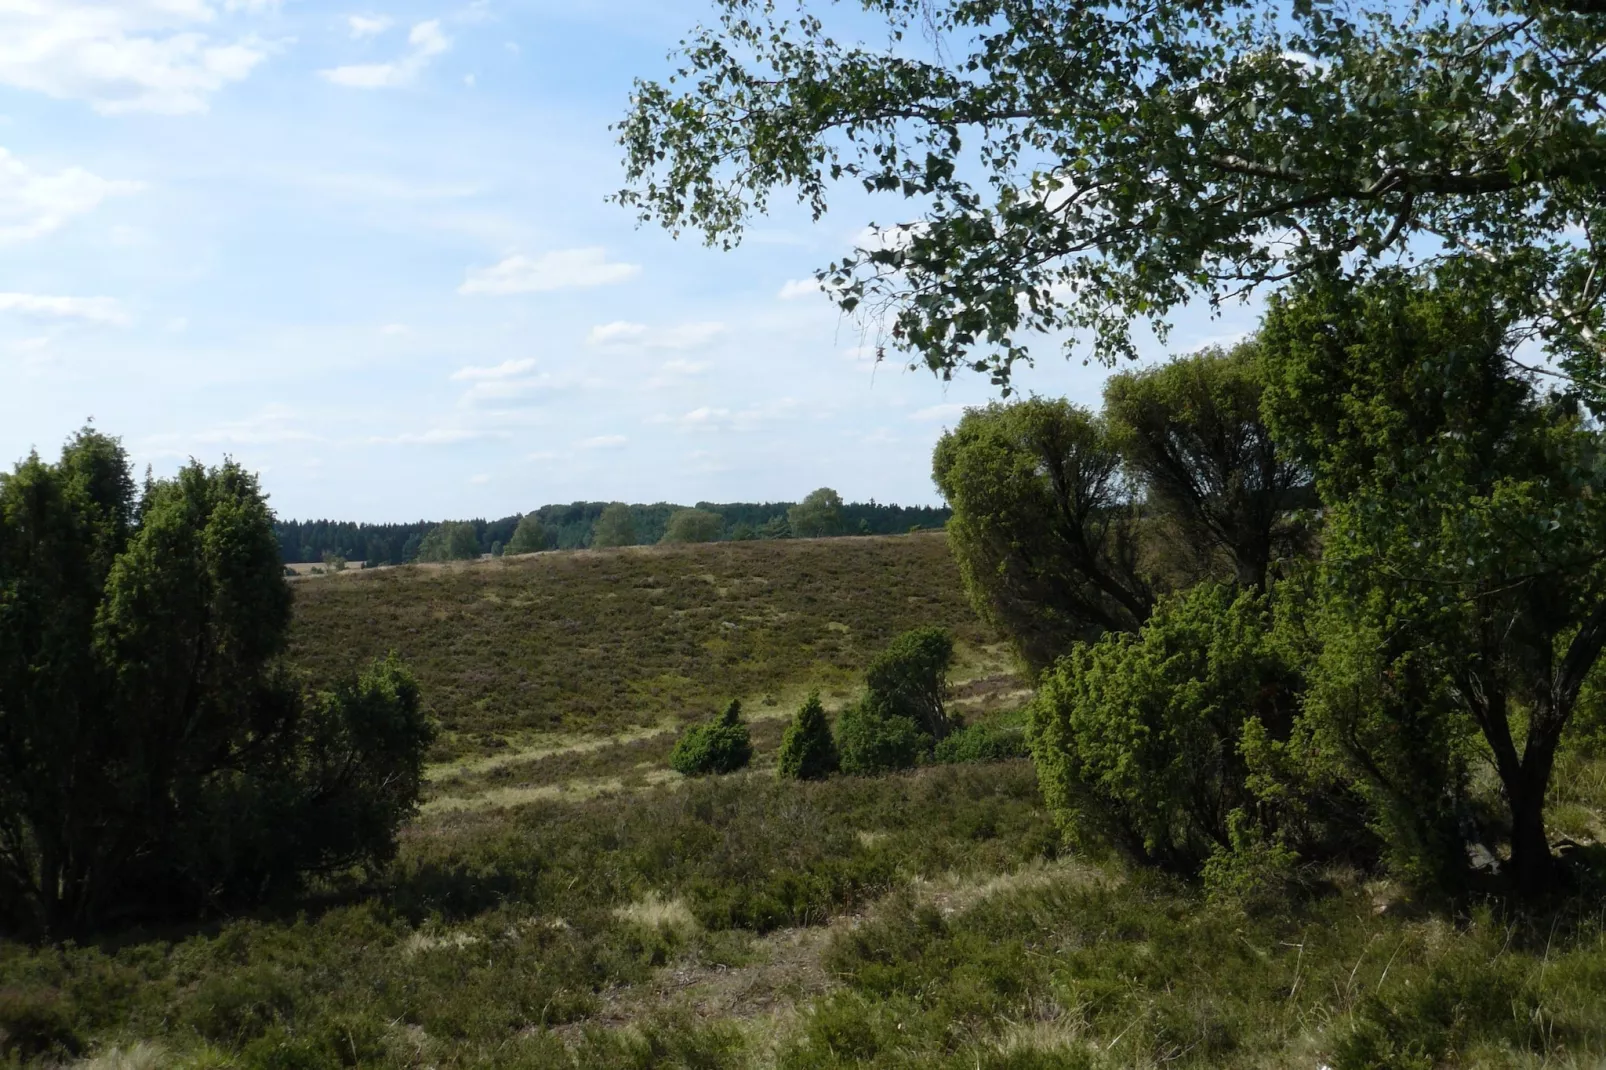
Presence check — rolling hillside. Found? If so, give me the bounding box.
[287,532,1010,749]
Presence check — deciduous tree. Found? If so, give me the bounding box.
[933,399,1150,671]
[619,0,1606,391]
[590,502,638,548]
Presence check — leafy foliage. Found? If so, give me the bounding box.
[777,691,839,780]
[669,700,753,776]
[835,701,927,776]
[788,487,844,538]
[504,513,550,555]
[620,0,1606,391]
[1030,584,1299,873]
[1104,343,1308,588]
[0,431,433,938]
[590,502,638,548]
[1261,270,1606,891]
[933,718,1028,764]
[415,520,481,562]
[863,625,956,739]
[933,398,1151,671]
[661,508,724,544]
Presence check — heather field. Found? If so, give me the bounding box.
[4,535,1606,1070]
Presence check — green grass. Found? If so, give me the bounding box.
[6,533,1606,1069]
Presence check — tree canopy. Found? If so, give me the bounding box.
[505,513,551,555]
[591,502,638,548]
[619,0,1606,391]
[0,431,433,937]
[416,521,481,562]
[661,508,725,544]
[788,488,844,538]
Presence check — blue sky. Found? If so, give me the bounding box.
[0,1,1260,522]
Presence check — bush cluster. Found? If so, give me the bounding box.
[776,692,839,780]
[0,432,435,939]
[670,700,754,776]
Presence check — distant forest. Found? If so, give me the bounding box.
[275,499,952,564]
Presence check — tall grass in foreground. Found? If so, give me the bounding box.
[1,757,1602,1068]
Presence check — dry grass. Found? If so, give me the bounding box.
[287,532,995,748]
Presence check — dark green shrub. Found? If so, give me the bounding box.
[777,692,839,780]
[0,431,436,938]
[934,720,1028,764]
[670,700,753,776]
[836,700,926,775]
[0,988,82,1061]
[1030,583,1299,872]
[863,626,956,739]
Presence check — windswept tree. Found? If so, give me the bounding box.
[933,399,1151,671]
[590,502,638,548]
[619,0,1606,392]
[1104,344,1308,589]
[661,508,724,544]
[788,488,844,538]
[505,513,550,555]
[0,431,433,937]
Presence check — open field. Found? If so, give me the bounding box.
[4,534,1606,1069]
[286,533,1004,757]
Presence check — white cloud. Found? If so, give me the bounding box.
[660,358,710,376]
[586,320,725,351]
[322,19,449,89]
[457,375,553,407]
[777,278,821,300]
[0,292,129,325]
[370,427,502,445]
[379,323,410,336]
[662,398,801,433]
[459,248,641,296]
[909,403,967,422]
[348,14,393,37]
[580,434,627,450]
[144,406,320,449]
[0,149,140,242]
[468,473,490,484]
[450,357,536,381]
[0,3,272,115]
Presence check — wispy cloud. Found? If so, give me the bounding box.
[459,248,641,296]
[0,149,141,243]
[369,427,504,446]
[451,357,537,381]
[777,278,821,300]
[0,292,129,325]
[348,14,394,38]
[579,434,627,450]
[586,320,725,351]
[0,2,272,115]
[659,398,801,433]
[322,19,450,89]
[908,403,967,422]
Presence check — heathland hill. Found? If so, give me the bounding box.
[287,532,1007,747]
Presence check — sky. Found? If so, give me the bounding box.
[0,0,1263,522]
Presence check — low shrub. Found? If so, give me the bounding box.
[836,701,927,775]
[670,700,753,776]
[933,720,1028,764]
[863,626,956,739]
[777,692,839,780]
[1030,583,1299,872]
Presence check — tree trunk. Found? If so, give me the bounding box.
[1504,731,1559,896]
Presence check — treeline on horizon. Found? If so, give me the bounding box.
[275,498,951,564]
